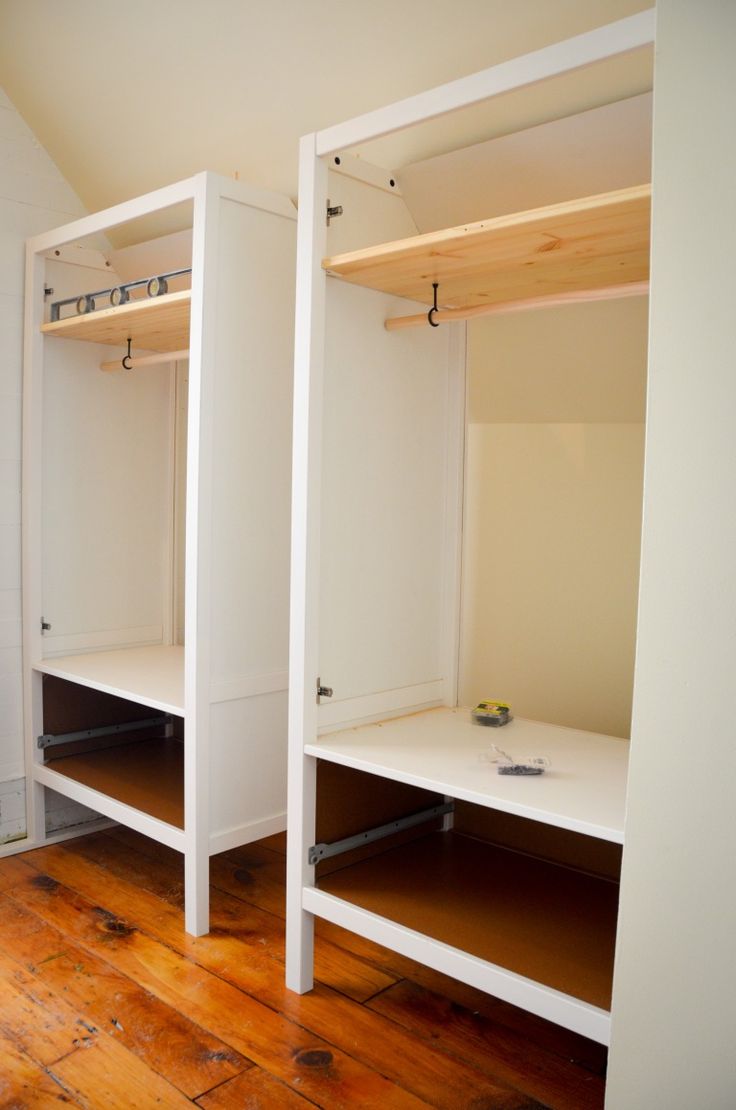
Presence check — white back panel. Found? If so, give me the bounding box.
[207,200,296,686]
[42,335,173,652]
[319,280,452,708]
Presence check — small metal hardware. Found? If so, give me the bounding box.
[428,281,440,327]
[40,618,51,632]
[308,801,454,865]
[316,677,333,701]
[49,267,192,322]
[38,714,171,750]
[326,200,343,226]
[44,286,54,298]
[122,337,133,371]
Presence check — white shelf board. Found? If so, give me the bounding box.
[307,706,628,843]
[33,645,184,716]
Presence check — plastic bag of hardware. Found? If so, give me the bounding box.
[480,744,551,776]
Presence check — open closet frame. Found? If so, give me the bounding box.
[286,10,655,1045]
[22,171,296,935]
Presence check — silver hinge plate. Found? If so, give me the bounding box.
[326,200,343,226]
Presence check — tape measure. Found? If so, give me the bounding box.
[472,700,512,727]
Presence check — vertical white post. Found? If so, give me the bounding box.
[442,321,468,709]
[183,173,218,936]
[286,135,328,992]
[22,246,47,845]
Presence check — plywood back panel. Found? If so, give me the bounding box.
[42,674,179,760]
[453,800,622,880]
[316,762,442,877]
[318,280,453,708]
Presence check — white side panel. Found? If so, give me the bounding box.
[208,692,287,846]
[608,4,736,1106]
[41,338,173,650]
[207,200,296,688]
[319,281,451,713]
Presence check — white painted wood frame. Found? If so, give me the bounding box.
[22,172,296,935]
[286,12,654,1043]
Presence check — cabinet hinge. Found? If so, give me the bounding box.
[326,200,343,226]
[41,617,51,633]
[316,677,333,702]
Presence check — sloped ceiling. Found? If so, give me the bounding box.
[0,0,652,215]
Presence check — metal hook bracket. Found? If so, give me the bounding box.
[428,282,440,327]
[122,337,133,370]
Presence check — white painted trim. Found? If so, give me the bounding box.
[317,680,445,732]
[212,174,298,221]
[209,671,288,704]
[28,177,199,254]
[325,151,403,196]
[0,817,117,858]
[183,173,216,935]
[441,322,467,708]
[303,887,611,1044]
[316,11,655,156]
[208,811,286,855]
[286,133,328,993]
[163,363,177,646]
[42,625,164,658]
[32,763,187,852]
[22,245,46,847]
[43,244,112,272]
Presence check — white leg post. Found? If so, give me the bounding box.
[183,174,219,937]
[286,133,328,992]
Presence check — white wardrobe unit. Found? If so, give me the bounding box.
[23,173,296,934]
[286,13,654,1044]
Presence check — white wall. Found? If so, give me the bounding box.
[0,86,86,841]
[460,297,648,739]
[607,2,736,1105]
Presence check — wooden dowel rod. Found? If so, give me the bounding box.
[384,281,649,331]
[100,349,189,372]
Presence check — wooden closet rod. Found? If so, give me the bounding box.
[384,281,649,331]
[100,349,189,372]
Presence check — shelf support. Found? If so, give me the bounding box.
[38,714,172,751]
[308,801,454,864]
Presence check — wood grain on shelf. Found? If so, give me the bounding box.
[319,830,619,1011]
[41,289,191,352]
[323,184,651,310]
[46,739,184,828]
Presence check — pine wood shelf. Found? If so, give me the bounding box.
[318,830,618,1010]
[322,184,651,310]
[41,289,191,352]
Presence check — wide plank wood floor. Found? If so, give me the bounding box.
[0,828,607,1108]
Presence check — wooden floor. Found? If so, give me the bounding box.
[0,827,607,1109]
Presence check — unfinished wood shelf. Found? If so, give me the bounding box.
[323,184,651,314]
[42,737,184,831]
[318,830,619,1010]
[41,289,191,352]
